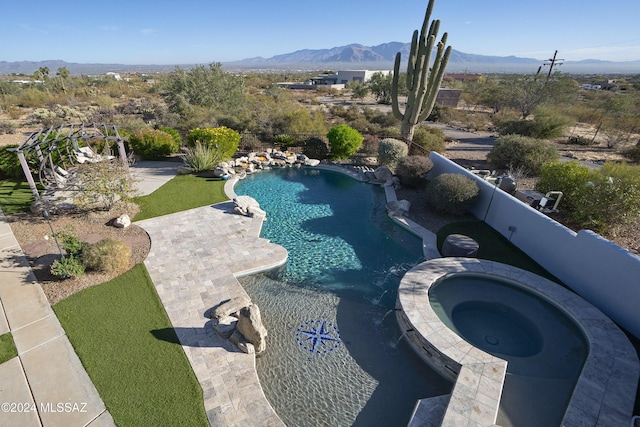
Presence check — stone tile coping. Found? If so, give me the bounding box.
[397,257,640,426]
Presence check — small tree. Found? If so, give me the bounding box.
[368,72,393,104]
[326,124,363,160]
[71,161,135,211]
[129,129,179,160]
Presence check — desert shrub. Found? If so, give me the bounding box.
[622,145,640,163]
[499,108,572,139]
[186,126,240,160]
[128,129,179,160]
[377,138,408,171]
[158,126,182,147]
[395,156,434,188]
[487,134,558,176]
[303,137,330,160]
[326,124,363,160]
[51,256,85,279]
[411,125,446,154]
[566,135,597,146]
[538,161,640,231]
[54,230,86,257]
[536,161,591,211]
[30,105,89,127]
[181,142,221,173]
[426,173,479,215]
[274,134,295,150]
[571,163,640,231]
[82,238,131,274]
[369,111,399,128]
[0,120,16,135]
[0,144,24,178]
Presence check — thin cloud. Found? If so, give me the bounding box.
[19,24,48,35]
[99,25,119,32]
[139,28,156,36]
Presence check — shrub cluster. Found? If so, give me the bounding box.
[487,134,558,176]
[181,142,221,173]
[128,129,179,160]
[82,238,132,274]
[186,126,240,160]
[498,108,572,139]
[51,256,85,279]
[377,138,408,171]
[395,156,434,188]
[326,124,363,160]
[411,125,446,154]
[536,161,640,231]
[157,126,182,147]
[566,135,597,146]
[425,173,479,215]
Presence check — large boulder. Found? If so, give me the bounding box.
[213,315,238,339]
[210,296,252,318]
[233,196,266,217]
[113,214,131,228]
[373,166,393,182]
[237,304,267,354]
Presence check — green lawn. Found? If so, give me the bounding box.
[437,220,559,282]
[53,264,209,427]
[0,179,38,215]
[133,174,228,221]
[0,333,18,364]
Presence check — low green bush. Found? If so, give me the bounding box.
[303,137,330,160]
[82,238,131,274]
[411,125,446,154]
[538,161,640,231]
[377,138,408,171]
[51,256,85,279]
[326,124,363,160]
[499,108,572,139]
[129,129,179,160]
[54,230,86,257]
[181,143,221,173]
[395,156,433,188]
[158,126,182,147]
[186,127,240,160]
[274,134,295,150]
[426,173,479,215]
[487,134,558,176]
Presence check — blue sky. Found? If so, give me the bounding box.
[4,0,640,64]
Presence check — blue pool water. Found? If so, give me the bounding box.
[235,168,451,427]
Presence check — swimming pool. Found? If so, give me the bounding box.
[234,168,451,427]
[429,273,588,427]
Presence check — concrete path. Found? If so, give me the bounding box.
[0,207,114,427]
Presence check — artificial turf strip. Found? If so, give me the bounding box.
[0,180,37,215]
[437,220,559,282]
[0,333,18,364]
[53,264,208,427]
[133,174,228,221]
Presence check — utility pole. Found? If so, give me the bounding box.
[543,50,564,81]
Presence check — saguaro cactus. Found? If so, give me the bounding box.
[391,0,452,143]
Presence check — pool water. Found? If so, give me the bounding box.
[429,274,588,427]
[235,168,451,427]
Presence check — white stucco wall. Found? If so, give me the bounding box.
[428,151,640,339]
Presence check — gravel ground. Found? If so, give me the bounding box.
[8,201,150,304]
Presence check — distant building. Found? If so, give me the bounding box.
[277,70,391,90]
[105,72,122,81]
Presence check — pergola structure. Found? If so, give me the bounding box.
[7,123,128,202]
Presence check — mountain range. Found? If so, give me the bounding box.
[2,42,639,75]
